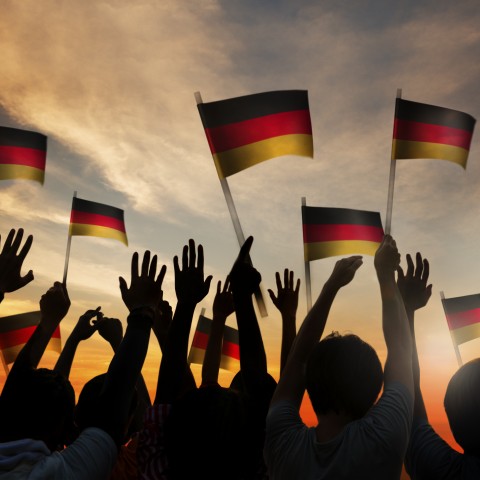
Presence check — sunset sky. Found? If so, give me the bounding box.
[1,0,480,465]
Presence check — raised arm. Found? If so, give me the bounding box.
[268,269,300,375]
[271,255,363,409]
[54,307,102,378]
[229,237,268,384]
[93,251,164,445]
[202,278,234,386]
[155,239,212,404]
[0,228,34,304]
[397,253,432,419]
[375,235,413,396]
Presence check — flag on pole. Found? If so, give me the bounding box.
[0,127,47,183]
[69,197,128,246]
[188,314,240,372]
[442,294,480,346]
[393,98,476,169]
[302,206,384,261]
[197,90,313,178]
[0,311,61,365]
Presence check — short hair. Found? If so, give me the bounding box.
[305,332,383,419]
[444,358,480,455]
[0,368,75,450]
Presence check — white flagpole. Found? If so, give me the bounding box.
[440,291,463,367]
[302,197,312,311]
[195,91,268,317]
[385,88,402,235]
[63,191,77,285]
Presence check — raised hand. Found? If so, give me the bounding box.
[397,253,432,313]
[71,307,103,341]
[119,251,166,311]
[374,234,401,278]
[97,316,124,350]
[40,281,71,326]
[229,236,261,296]
[0,228,34,297]
[173,239,212,305]
[212,278,234,320]
[268,269,300,319]
[325,256,363,291]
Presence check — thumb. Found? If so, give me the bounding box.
[119,276,128,298]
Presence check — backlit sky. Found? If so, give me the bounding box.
[1,0,480,458]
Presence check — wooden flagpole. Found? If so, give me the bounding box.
[440,291,463,367]
[195,92,268,317]
[385,88,402,235]
[302,197,312,311]
[63,191,77,285]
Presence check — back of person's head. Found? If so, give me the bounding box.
[306,332,383,420]
[0,368,75,451]
[75,373,138,443]
[444,358,480,455]
[165,385,250,480]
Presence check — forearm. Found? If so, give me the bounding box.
[272,282,338,407]
[155,301,196,404]
[379,273,413,392]
[408,310,427,419]
[280,314,296,375]
[233,292,267,374]
[202,317,225,385]
[53,335,81,378]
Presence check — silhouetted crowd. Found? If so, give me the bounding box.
[0,228,479,479]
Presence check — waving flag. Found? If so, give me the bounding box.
[70,197,128,246]
[393,98,476,168]
[0,127,47,183]
[197,90,313,178]
[302,206,384,261]
[442,293,480,346]
[0,311,61,365]
[188,314,240,372]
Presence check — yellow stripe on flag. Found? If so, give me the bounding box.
[1,337,61,365]
[451,322,480,345]
[393,139,469,168]
[304,240,380,261]
[213,134,313,178]
[69,223,128,246]
[0,165,44,183]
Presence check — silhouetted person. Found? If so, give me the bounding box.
[265,235,414,479]
[400,253,480,479]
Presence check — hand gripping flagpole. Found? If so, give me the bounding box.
[385,88,402,235]
[195,92,268,317]
[302,197,312,311]
[440,291,463,367]
[63,191,77,285]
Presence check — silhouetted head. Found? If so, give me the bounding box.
[306,332,383,420]
[75,373,138,444]
[444,358,480,455]
[165,385,252,480]
[0,368,75,451]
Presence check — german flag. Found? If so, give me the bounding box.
[393,98,476,169]
[442,294,480,345]
[0,127,47,183]
[302,206,384,261]
[69,197,128,246]
[188,314,240,372]
[197,90,313,178]
[0,311,61,365]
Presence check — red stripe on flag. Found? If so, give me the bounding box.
[70,211,126,232]
[394,119,473,150]
[205,109,312,154]
[222,341,240,360]
[0,325,59,350]
[446,308,480,331]
[191,330,209,350]
[0,146,46,169]
[303,224,384,243]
